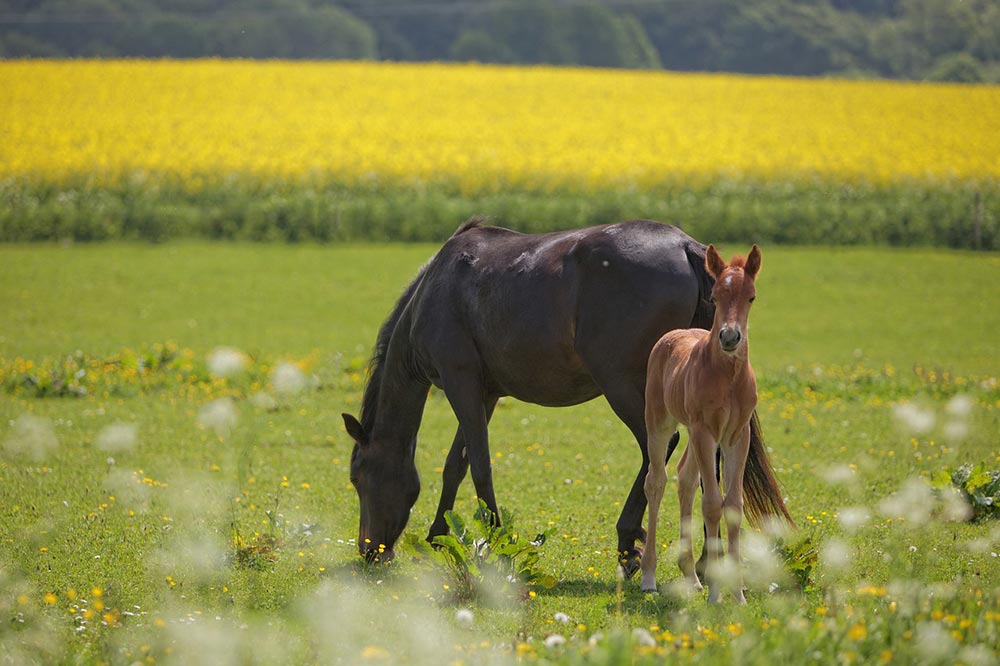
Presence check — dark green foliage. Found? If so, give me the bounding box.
[2,1,1000,82]
[775,537,819,592]
[936,463,1000,521]
[2,176,996,249]
[406,501,556,602]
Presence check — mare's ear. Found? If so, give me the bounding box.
[705,244,726,279]
[745,244,762,279]
[342,413,367,446]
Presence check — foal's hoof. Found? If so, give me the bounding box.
[618,548,643,579]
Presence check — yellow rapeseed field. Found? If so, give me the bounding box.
[2,59,998,191]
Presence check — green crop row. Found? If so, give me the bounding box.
[1,176,996,249]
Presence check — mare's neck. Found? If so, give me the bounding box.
[369,351,430,449]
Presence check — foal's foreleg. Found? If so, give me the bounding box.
[695,446,723,581]
[640,417,677,592]
[676,445,702,591]
[690,427,723,603]
[721,424,751,604]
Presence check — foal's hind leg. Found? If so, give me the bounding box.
[427,397,499,541]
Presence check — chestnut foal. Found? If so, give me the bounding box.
[640,244,762,602]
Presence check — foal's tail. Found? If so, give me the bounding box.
[743,412,795,528]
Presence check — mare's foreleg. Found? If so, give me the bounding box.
[640,417,677,592]
[690,427,723,603]
[721,424,751,604]
[427,398,499,541]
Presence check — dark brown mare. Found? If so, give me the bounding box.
[342,218,789,575]
[642,245,792,601]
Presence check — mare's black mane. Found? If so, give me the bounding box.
[359,264,427,435]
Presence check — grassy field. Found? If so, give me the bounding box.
[2,241,1000,664]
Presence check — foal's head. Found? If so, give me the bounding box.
[705,244,762,354]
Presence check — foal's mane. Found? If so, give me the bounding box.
[359,263,429,435]
[726,254,748,270]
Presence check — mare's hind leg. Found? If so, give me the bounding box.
[427,397,499,540]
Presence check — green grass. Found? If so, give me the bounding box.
[1,242,999,664]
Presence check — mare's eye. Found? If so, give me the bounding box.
[749,297,756,303]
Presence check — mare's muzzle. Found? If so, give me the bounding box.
[361,542,396,564]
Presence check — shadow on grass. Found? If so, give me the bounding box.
[536,577,689,615]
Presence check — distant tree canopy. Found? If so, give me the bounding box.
[1,0,998,82]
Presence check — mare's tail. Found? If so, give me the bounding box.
[684,240,716,332]
[742,412,795,528]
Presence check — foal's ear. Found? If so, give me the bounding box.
[705,244,726,279]
[745,244,762,279]
[342,413,367,446]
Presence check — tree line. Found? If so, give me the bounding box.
[1,0,998,82]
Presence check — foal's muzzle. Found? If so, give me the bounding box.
[719,327,742,353]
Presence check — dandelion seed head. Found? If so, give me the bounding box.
[820,538,852,572]
[878,478,934,524]
[915,621,956,662]
[250,391,278,411]
[272,362,306,395]
[454,608,473,625]
[837,506,871,534]
[943,420,969,442]
[96,422,138,453]
[945,394,974,419]
[543,634,566,649]
[822,463,856,485]
[3,414,58,461]
[207,347,248,378]
[197,398,238,438]
[631,628,656,647]
[893,402,935,434]
[959,644,995,666]
[939,487,972,522]
[740,531,786,590]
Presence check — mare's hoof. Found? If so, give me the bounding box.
[618,548,643,579]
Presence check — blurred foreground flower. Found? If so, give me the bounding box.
[197,398,238,438]
[207,347,249,378]
[272,362,306,395]
[3,414,58,461]
[96,422,138,453]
